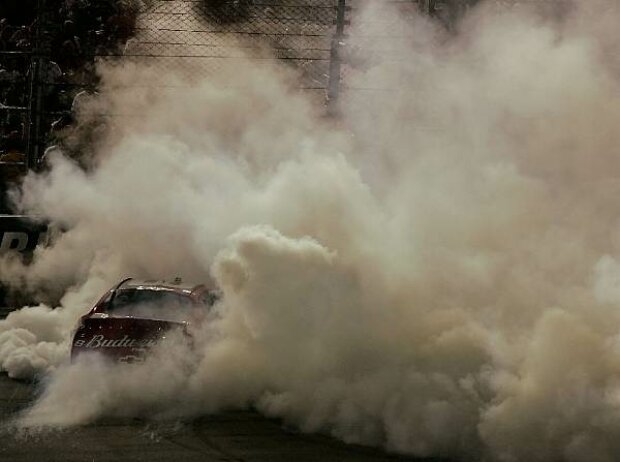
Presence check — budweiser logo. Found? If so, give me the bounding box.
[73,334,159,349]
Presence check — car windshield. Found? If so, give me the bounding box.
[108,288,197,322]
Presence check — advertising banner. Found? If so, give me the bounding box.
[0,215,48,310]
[0,215,48,254]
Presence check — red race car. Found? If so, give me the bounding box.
[71,278,218,364]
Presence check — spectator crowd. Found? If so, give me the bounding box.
[0,0,138,213]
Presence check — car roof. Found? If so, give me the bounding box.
[117,278,205,296]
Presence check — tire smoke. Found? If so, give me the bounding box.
[3,1,620,460]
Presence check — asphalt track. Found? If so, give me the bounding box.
[0,373,448,462]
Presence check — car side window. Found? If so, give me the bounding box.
[112,289,135,309]
[95,289,114,311]
[199,290,220,307]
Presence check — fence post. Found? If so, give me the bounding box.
[327,0,347,115]
[25,0,46,171]
[423,0,435,15]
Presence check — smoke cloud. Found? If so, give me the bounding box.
[3,0,620,460]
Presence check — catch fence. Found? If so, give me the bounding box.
[0,0,574,175]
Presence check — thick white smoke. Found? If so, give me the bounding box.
[3,0,620,460]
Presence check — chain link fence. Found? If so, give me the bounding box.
[0,0,579,181]
[125,1,338,97]
[27,0,350,171]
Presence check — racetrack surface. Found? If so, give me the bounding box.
[0,374,447,462]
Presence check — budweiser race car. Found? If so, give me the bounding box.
[71,278,218,363]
